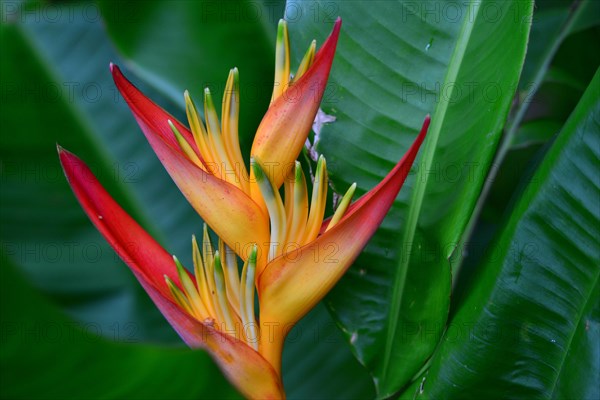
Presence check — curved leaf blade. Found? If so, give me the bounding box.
[409,68,600,399]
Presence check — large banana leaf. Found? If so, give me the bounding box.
[285,0,533,395]
[404,68,600,399]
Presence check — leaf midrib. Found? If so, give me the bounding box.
[379,0,484,388]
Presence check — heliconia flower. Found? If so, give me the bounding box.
[58,115,429,396]
[59,16,432,399]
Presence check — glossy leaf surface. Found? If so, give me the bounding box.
[406,69,600,400]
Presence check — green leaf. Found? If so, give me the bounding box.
[286,0,533,395]
[462,0,600,272]
[511,120,563,148]
[553,282,600,400]
[494,0,599,177]
[405,68,600,399]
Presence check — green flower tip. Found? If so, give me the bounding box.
[251,157,265,182]
[213,251,223,273]
[276,19,288,44]
[204,87,214,106]
[316,154,327,173]
[172,255,185,272]
[249,244,258,263]
[277,19,287,32]
[167,119,183,138]
[184,90,197,108]
[230,67,239,90]
[294,161,303,182]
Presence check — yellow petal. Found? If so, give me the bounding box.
[291,40,316,83]
[204,88,245,191]
[221,68,249,191]
[283,165,295,225]
[173,255,208,319]
[164,275,194,316]
[271,19,290,103]
[213,252,236,332]
[326,182,356,232]
[240,245,258,350]
[184,90,217,165]
[192,234,217,317]
[284,161,308,246]
[303,155,328,244]
[252,157,287,265]
[168,120,205,170]
[219,238,241,315]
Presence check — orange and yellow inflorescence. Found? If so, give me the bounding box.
[59,16,430,399]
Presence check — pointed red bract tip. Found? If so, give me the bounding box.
[318,114,431,234]
[259,114,430,326]
[314,17,341,62]
[334,17,342,31]
[109,62,115,72]
[110,64,200,157]
[423,114,431,130]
